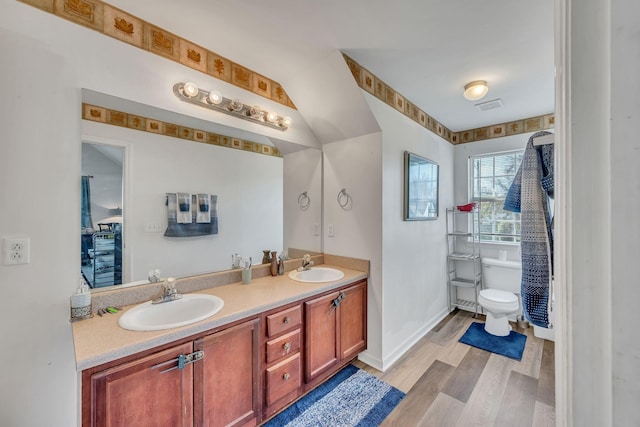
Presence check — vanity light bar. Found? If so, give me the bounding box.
[173,82,291,131]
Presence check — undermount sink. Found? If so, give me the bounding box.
[288,267,345,283]
[118,294,224,331]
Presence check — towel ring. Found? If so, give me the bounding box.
[297,191,310,209]
[337,188,351,209]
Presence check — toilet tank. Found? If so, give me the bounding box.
[481,257,521,294]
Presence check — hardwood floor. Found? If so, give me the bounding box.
[353,310,555,427]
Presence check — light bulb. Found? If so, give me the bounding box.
[182,82,199,98]
[265,111,278,123]
[280,116,292,128]
[248,105,262,118]
[227,98,243,112]
[207,90,223,105]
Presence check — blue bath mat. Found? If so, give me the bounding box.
[459,322,527,361]
[263,364,405,427]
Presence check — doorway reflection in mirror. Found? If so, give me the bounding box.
[81,142,124,288]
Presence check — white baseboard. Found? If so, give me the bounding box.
[375,307,450,372]
[357,351,383,371]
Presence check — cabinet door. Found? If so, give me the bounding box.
[304,291,340,382]
[89,342,194,427]
[194,319,260,427]
[339,281,367,360]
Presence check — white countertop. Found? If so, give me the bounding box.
[72,264,367,371]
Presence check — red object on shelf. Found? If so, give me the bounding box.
[457,202,477,212]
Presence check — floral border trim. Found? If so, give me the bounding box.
[18,0,295,109]
[454,114,555,144]
[82,103,282,158]
[343,54,455,142]
[343,54,554,145]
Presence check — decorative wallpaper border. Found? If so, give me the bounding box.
[18,0,295,109]
[343,54,555,145]
[82,103,282,158]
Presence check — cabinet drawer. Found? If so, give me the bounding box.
[266,329,301,364]
[267,305,301,337]
[266,353,301,406]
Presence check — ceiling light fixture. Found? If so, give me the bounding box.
[463,80,489,101]
[173,82,291,131]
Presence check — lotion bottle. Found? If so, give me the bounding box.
[70,277,92,321]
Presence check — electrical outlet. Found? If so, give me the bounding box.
[3,237,30,265]
[328,224,335,237]
[313,223,320,236]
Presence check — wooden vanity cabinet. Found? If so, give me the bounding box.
[88,342,195,426]
[83,318,260,427]
[83,278,367,426]
[304,280,367,386]
[261,304,303,418]
[194,319,260,427]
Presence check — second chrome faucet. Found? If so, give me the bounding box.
[152,277,182,304]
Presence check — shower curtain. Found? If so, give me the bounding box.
[81,176,93,229]
[504,131,554,328]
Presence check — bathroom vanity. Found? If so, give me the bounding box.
[73,262,367,426]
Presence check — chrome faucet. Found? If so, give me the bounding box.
[152,277,182,304]
[297,254,314,272]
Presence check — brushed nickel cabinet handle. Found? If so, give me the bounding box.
[283,316,290,324]
[283,342,291,352]
[283,373,290,381]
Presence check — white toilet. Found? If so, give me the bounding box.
[478,257,522,336]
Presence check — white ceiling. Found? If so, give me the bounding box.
[109,0,555,133]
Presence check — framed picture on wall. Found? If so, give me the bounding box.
[404,151,439,220]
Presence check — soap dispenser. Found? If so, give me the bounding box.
[70,277,92,321]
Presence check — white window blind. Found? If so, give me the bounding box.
[470,150,524,243]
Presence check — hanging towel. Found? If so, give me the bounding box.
[165,193,219,237]
[504,131,554,328]
[176,192,192,224]
[196,194,211,223]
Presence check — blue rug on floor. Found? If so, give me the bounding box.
[459,322,527,361]
[263,364,405,427]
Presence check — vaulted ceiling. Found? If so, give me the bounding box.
[108,0,555,136]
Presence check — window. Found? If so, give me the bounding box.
[470,150,524,243]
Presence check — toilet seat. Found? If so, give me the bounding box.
[479,289,518,304]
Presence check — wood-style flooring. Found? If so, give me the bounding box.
[354,310,555,427]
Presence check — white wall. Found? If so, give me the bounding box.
[610,0,640,424]
[368,94,454,369]
[83,121,283,282]
[567,0,640,425]
[568,1,613,425]
[323,132,384,368]
[0,24,79,427]
[283,148,323,254]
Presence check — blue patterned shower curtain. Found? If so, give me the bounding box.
[504,131,554,328]
[81,176,93,229]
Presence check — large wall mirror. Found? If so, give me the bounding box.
[80,90,322,290]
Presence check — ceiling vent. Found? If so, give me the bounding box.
[475,98,504,112]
